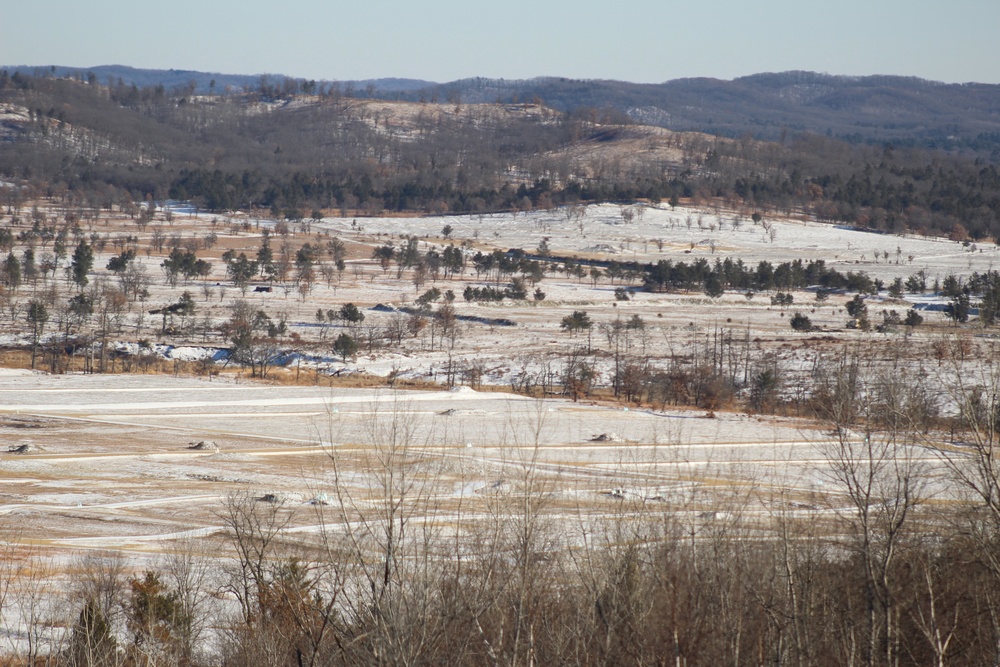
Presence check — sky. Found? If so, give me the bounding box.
[4,0,1000,84]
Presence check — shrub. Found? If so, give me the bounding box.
[771,292,793,308]
[790,312,813,331]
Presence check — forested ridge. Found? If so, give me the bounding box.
[11,66,1000,154]
[2,70,1000,240]
[406,71,1000,155]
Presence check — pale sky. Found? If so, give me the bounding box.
[4,0,999,84]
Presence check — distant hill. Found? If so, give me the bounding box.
[0,64,436,96]
[400,72,1000,156]
[4,66,1000,241]
[5,66,1000,155]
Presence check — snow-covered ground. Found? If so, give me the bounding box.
[318,203,999,284]
[0,373,951,556]
[1,200,983,396]
[0,198,987,652]
[0,199,982,503]
[0,356,956,558]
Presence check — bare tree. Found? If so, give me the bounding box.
[824,363,927,667]
[12,553,65,664]
[160,541,214,666]
[219,490,294,628]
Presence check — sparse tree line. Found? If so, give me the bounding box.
[4,198,1000,405]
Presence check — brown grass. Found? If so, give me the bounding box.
[0,346,467,394]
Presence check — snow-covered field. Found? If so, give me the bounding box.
[0,374,844,551]
[0,199,986,652]
[0,202,976,553]
[323,203,998,283]
[0,372,949,555]
[8,201,981,393]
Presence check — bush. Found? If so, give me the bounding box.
[561,310,592,335]
[790,312,813,331]
[771,292,793,308]
[339,303,365,324]
[416,288,442,307]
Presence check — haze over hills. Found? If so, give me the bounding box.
[6,65,1000,156]
[1,64,435,96]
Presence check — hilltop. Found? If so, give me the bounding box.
[7,66,1000,157]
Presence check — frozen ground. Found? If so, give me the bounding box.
[0,373,950,559]
[319,203,998,284]
[0,202,973,560]
[14,201,984,391]
[0,199,982,404]
[0,203,976,548]
[0,200,980,652]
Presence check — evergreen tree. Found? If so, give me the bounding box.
[71,240,94,288]
[333,332,358,361]
[2,252,21,288]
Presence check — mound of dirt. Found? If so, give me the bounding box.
[583,244,619,254]
[590,433,625,443]
[1,416,55,429]
[187,441,219,451]
[438,408,488,416]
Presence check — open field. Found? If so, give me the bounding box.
[0,371,850,553]
[0,197,996,662]
[0,365,973,661]
[0,200,986,554]
[2,200,991,391]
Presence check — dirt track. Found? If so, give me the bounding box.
[0,373,863,556]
